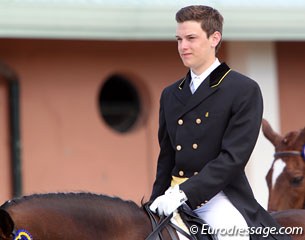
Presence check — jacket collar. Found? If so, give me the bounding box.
[209,62,231,88]
[174,62,231,116]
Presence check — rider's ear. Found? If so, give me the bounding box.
[0,209,14,238]
[210,31,222,49]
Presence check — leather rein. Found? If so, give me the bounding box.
[143,203,191,240]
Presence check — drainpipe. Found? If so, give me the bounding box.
[0,61,22,198]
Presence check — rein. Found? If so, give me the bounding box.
[274,145,305,161]
[143,203,188,240]
[143,203,179,240]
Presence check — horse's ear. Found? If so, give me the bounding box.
[0,209,14,238]
[299,126,305,142]
[261,118,282,146]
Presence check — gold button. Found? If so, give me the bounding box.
[201,203,205,206]
[176,145,182,151]
[194,172,198,175]
[179,170,184,177]
[196,118,202,124]
[178,119,184,125]
[192,143,198,149]
[205,112,209,118]
[204,200,208,203]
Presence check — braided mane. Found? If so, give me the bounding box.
[1,192,139,210]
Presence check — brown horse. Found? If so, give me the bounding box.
[0,192,305,239]
[262,119,305,211]
[0,192,176,240]
[271,210,305,240]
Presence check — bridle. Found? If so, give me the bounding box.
[272,145,305,209]
[273,145,305,161]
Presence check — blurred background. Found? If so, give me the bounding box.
[0,0,305,209]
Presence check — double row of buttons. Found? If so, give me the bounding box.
[178,118,202,125]
[176,144,198,151]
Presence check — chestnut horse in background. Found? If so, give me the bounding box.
[262,119,305,211]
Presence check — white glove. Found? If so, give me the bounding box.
[164,186,175,195]
[149,185,188,216]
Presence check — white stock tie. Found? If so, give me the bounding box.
[190,76,199,94]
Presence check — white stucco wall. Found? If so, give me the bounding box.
[226,41,279,208]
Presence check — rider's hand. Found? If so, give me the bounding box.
[149,185,188,216]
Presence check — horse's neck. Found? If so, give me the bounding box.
[6,195,152,239]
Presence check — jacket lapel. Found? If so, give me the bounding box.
[175,63,231,117]
[173,71,192,106]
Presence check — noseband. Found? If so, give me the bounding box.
[273,145,305,161]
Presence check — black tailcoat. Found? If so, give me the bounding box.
[151,63,290,240]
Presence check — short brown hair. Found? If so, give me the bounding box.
[176,5,224,52]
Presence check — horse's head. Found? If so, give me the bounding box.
[262,119,305,211]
